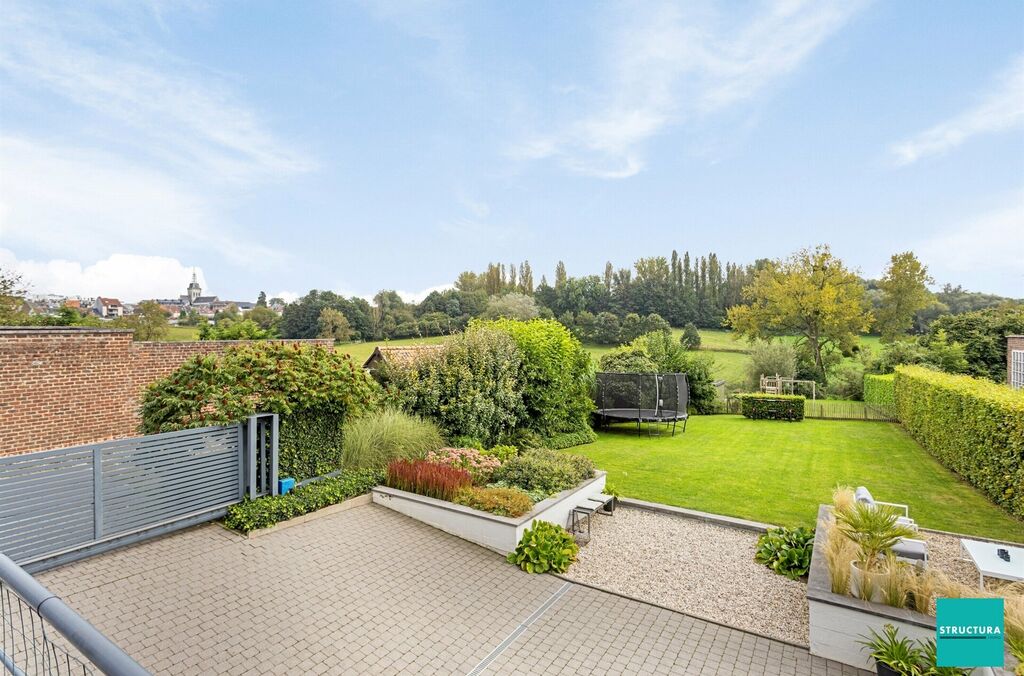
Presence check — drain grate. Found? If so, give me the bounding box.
[466,581,572,676]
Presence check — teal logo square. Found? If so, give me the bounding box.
[936,598,1004,667]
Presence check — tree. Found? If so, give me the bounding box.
[119,301,170,341]
[554,261,567,289]
[680,323,701,350]
[481,293,540,321]
[257,291,267,307]
[924,305,1023,381]
[246,305,279,332]
[0,268,28,325]
[746,341,797,389]
[726,246,872,382]
[200,318,270,340]
[876,252,933,341]
[317,307,352,342]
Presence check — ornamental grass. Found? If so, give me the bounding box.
[385,459,471,502]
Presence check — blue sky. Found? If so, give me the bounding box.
[1,0,1022,302]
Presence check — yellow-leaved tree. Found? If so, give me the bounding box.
[727,246,872,383]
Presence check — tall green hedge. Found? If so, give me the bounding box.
[894,365,1024,518]
[140,343,380,480]
[863,374,895,413]
[736,393,805,421]
[472,319,595,438]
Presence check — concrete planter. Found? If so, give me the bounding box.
[808,505,937,671]
[807,505,1013,674]
[371,470,607,555]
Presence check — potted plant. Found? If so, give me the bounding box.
[835,503,916,603]
[859,624,923,676]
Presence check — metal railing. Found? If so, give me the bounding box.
[1,554,147,675]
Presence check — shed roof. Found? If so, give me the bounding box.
[363,344,444,369]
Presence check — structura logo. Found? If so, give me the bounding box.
[936,598,1005,667]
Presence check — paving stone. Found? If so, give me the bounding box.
[35,504,866,675]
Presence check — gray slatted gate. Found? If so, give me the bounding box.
[0,415,277,572]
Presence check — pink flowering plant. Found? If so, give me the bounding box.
[426,447,501,485]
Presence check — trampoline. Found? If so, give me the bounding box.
[594,372,689,436]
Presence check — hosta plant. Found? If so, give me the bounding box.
[507,520,578,574]
[754,526,815,580]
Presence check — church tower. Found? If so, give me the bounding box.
[187,270,202,303]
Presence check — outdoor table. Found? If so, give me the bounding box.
[959,538,1024,589]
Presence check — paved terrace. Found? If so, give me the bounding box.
[38,504,867,675]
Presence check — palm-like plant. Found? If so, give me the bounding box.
[834,503,917,573]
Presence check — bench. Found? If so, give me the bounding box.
[568,493,617,538]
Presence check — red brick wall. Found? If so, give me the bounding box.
[0,328,333,455]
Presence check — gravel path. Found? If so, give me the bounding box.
[564,506,812,646]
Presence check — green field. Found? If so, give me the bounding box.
[336,335,448,365]
[578,416,1024,542]
[164,326,200,341]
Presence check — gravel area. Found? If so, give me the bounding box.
[564,506,812,646]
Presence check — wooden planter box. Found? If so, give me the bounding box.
[371,471,607,555]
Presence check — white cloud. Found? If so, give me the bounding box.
[891,54,1024,166]
[918,190,1024,283]
[512,0,867,178]
[0,136,281,266]
[0,249,205,302]
[270,290,301,304]
[395,284,454,304]
[0,1,312,183]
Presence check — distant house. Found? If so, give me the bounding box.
[1009,335,1024,389]
[93,297,124,318]
[63,299,81,310]
[363,344,444,371]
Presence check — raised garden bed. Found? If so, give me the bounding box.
[806,504,1016,672]
[372,470,606,554]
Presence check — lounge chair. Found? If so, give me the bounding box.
[855,486,917,530]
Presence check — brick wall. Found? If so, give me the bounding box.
[0,328,333,455]
[1009,335,1024,389]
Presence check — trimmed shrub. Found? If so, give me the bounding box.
[377,327,525,446]
[426,447,502,485]
[864,374,896,413]
[680,323,701,350]
[492,449,594,495]
[544,428,597,450]
[737,393,805,421]
[223,469,383,533]
[140,343,380,481]
[385,459,472,501]
[454,486,534,517]
[507,520,578,573]
[341,410,445,470]
[894,365,1024,518]
[474,319,595,438]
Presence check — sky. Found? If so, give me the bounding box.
[1,0,1022,303]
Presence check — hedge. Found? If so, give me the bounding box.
[894,365,1024,519]
[223,469,384,533]
[863,374,896,414]
[737,393,805,421]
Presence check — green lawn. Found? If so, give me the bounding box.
[164,326,200,341]
[576,416,1023,542]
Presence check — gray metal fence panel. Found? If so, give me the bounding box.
[0,419,276,570]
[0,448,95,565]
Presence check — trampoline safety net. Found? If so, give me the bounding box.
[594,372,689,434]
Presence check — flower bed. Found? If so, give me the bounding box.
[372,470,606,554]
